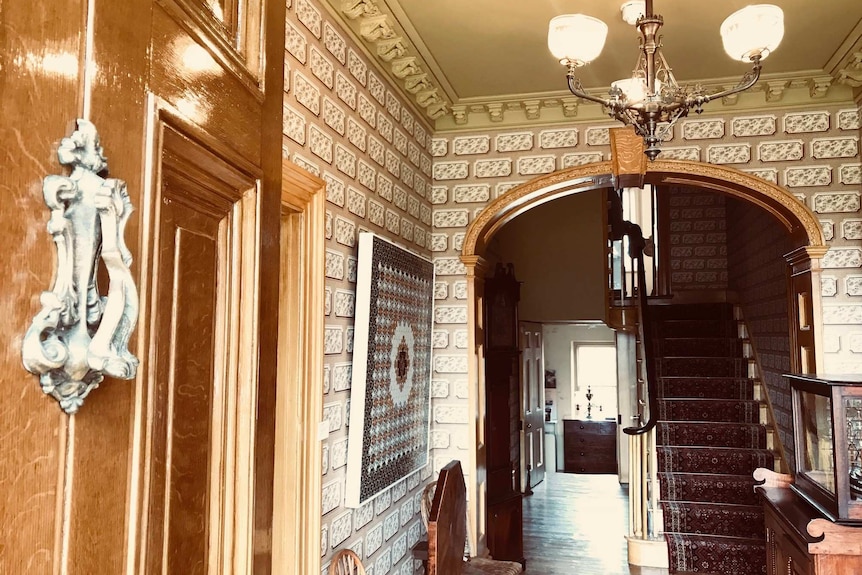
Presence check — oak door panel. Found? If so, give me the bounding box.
[0,0,283,571]
[150,4,262,165]
[145,121,259,574]
[148,171,223,575]
[0,2,87,572]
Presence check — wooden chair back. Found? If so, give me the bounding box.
[427,460,468,575]
[420,479,438,528]
[329,549,366,575]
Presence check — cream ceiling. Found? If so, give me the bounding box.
[325,0,862,130]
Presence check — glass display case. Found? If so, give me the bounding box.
[787,373,862,524]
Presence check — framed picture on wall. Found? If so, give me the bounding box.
[345,232,435,507]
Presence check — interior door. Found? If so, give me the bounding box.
[520,322,545,490]
[0,1,284,573]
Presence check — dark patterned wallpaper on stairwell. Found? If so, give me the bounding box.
[666,187,729,292]
[726,197,800,471]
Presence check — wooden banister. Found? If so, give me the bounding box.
[620,220,658,436]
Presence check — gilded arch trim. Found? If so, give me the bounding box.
[461,160,825,259]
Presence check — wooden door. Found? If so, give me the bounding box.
[520,322,545,489]
[483,264,524,565]
[0,1,284,574]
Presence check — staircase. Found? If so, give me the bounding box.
[651,303,772,575]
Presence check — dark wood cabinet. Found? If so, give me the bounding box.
[563,419,617,474]
[758,481,862,575]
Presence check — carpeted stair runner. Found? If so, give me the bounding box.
[661,501,765,538]
[651,303,771,575]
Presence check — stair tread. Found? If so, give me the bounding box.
[660,501,763,510]
[665,533,765,544]
[659,377,754,383]
[659,355,744,360]
[659,445,771,453]
[659,471,758,478]
[656,421,768,449]
[660,397,763,403]
[656,421,762,425]
[657,421,763,426]
[658,446,774,474]
[659,338,740,342]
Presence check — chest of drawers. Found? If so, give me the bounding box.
[563,419,617,474]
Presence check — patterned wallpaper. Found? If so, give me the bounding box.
[726,197,798,470]
[665,186,729,292]
[282,1,436,573]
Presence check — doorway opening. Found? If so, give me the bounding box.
[464,160,827,569]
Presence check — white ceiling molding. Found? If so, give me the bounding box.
[335,0,449,120]
[435,73,857,132]
[826,20,862,104]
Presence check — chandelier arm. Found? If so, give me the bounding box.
[566,74,615,107]
[692,56,763,106]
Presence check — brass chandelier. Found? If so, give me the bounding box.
[548,1,785,160]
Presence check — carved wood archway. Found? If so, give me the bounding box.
[459,157,827,556]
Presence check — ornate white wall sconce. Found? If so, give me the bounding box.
[22,119,139,414]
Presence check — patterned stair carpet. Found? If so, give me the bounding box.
[652,303,771,575]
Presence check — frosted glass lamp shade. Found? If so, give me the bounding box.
[612,77,662,104]
[720,4,784,62]
[548,14,609,65]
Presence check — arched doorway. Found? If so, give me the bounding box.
[459,158,828,557]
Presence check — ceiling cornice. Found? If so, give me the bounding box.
[826,19,862,105]
[321,0,450,122]
[434,71,859,132]
[322,5,862,131]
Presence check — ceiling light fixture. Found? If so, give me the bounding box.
[548,1,784,160]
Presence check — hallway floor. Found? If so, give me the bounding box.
[522,471,667,574]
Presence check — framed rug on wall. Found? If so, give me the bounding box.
[345,232,435,507]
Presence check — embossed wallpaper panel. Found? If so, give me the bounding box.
[283,1,434,570]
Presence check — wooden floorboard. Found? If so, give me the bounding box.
[522,471,667,575]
